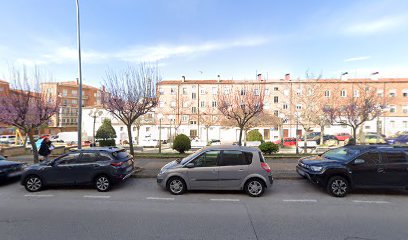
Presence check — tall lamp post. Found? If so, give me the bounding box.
[157,113,163,154]
[88,108,103,147]
[76,0,84,149]
[294,112,300,154]
[168,115,175,142]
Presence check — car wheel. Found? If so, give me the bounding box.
[95,175,111,192]
[166,177,186,195]
[24,175,43,192]
[245,178,265,197]
[327,176,349,197]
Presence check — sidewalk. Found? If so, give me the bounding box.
[7,154,302,180]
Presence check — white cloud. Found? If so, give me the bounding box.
[344,56,370,62]
[13,36,270,66]
[344,16,407,35]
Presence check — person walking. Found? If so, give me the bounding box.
[38,138,53,161]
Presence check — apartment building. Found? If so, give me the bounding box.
[41,81,102,134]
[0,80,12,135]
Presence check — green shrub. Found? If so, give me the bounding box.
[172,134,191,153]
[98,139,116,147]
[96,119,117,140]
[259,142,279,154]
[247,129,263,142]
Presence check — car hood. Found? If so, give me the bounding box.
[161,160,183,171]
[299,156,340,166]
[0,160,22,169]
[25,161,51,170]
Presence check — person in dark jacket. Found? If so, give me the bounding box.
[38,138,53,161]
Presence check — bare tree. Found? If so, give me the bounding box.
[217,83,265,145]
[200,107,221,143]
[0,66,60,163]
[102,64,160,156]
[324,84,385,140]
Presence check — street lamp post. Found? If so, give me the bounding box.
[295,112,300,155]
[157,113,163,154]
[76,0,84,149]
[89,108,103,147]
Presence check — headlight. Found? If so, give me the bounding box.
[310,166,323,172]
[159,168,167,175]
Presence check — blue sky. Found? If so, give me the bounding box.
[1,0,408,86]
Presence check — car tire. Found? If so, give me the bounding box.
[24,175,43,192]
[95,175,111,192]
[166,177,186,195]
[327,176,349,197]
[245,178,265,197]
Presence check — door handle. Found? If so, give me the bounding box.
[238,169,244,171]
[377,168,385,173]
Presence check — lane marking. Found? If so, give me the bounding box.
[352,200,390,204]
[146,197,175,201]
[210,198,240,202]
[283,199,317,202]
[83,195,111,199]
[24,194,54,198]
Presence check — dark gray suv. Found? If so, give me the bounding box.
[21,147,135,192]
[157,145,273,197]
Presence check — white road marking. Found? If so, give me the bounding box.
[210,198,240,202]
[283,199,317,202]
[24,194,54,198]
[83,195,111,199]
[352,200,390,204]
[146,197,175,201]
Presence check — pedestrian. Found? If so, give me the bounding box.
[38,137,54,161]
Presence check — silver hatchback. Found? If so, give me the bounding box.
[157,145,273,197]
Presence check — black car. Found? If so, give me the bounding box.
[315,135,339,145]
[0,155,24,181]
[21,147,135,192]
[296,145,408,197]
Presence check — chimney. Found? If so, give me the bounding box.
[181,76,186,82]
[217,75,221,83]
[340,72,348,81]
[257,73,262,81]
[284,73,291,81]
[371,72,379,81]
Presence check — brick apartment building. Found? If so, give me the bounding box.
[0,80,13,135]
[41,81,102,134]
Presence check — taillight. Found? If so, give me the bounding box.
[111,162,124,167]
[261,162,271,173]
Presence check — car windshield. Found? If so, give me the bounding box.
[0,155,5,160]
[180,148,207,165]
[322,147,362,161]
[113,150,131,159]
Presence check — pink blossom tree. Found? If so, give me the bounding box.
[0,67,60,163]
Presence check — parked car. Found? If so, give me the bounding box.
[359,134,386,144]
[157,145,273,197]
[307,132,321,141]
[296,145,408,197]
[315,135,339,146]
[0,155,24,181]
[335,133,351,141]
[386,135,408,145]
[21,147,135,192]
[274,137,297,146]
[208,139,221,145]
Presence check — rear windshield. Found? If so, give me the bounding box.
[258,152,266,163]
[112,150,131,159]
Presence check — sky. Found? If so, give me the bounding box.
[0,0,408,87]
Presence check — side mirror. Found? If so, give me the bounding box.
[354,159,365,165]
[185,163,195,168]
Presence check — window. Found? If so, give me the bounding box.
[401,106,408,113]
[170,101,176,107]
[254,88,260,96]
[383,151,407,163]
[72,90,77,96]
[353,90,359,97]
[274,87,279,91]
[182,88,187,95]
[190,120,197,125]
[0,87,4,92]
[296,89,302,96]
[192,151,220,167]
[264,129,270,140]
[72,99,77,104]
[182,115,188,122]
[264,88,270,96]
[190,129,198,138]
[403,121,408,129]
[356,152,380,164]
[79,152,99,163]
[212,87,217,95]
[98,152,113,161]
[390,120,395,128]
[389,105,396,113]
[159,88,164,94]
[170,88,176,95]
[377,89,384,97]
[283,103,288,110]
[389,89,396,97]
[240,89,246,95]
[218,151,252,166]
[273,110,279,116]
[192,107,197,113]
[296,104,302,110]
[324,90,330,97]
[120,127,124,131]
[63,100,68,105]
[200,101,205,108]
[341,89,347,97]
[146,127,150,132]
[307,89,313,96]
[192,92,197,99]
[224,87,230,94]
[403,89,408,97]
[133,127,137,131]
[56,153,80,165]
[212,101,217,108]
[200,88,206,94]
[273,96,279,103]
[62,89,68,96]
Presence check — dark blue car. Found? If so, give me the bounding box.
[386,135,408,145]
[0,155,24,181]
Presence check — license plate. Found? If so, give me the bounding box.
[8,171,23,177]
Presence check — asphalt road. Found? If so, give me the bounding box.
[0,178,407,240]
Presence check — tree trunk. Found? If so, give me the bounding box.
[320,125,324,146]
[206,127,209,144]
[303,132,308,154]
[352,127,357,142]
[136,126,140,145]
[126,124,135,157]
[238,127,244,146]
[28,133,39,163]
